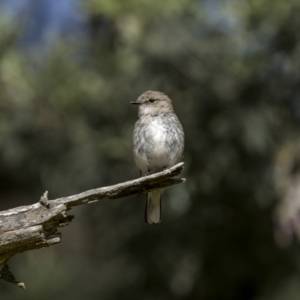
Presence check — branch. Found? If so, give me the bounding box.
[0,162,185,288]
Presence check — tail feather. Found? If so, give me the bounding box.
[145,189,162,224]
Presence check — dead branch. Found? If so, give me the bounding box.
[0,162,185,289]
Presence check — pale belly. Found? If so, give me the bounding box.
[134,118,183,174]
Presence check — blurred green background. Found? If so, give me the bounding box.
[1,0,300,299]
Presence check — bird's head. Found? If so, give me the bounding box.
[131,90,174,117]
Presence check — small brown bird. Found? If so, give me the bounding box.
[131,91,184,224]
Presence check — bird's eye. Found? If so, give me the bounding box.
[149,99,155,103]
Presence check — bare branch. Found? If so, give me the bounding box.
[0,162,185,288]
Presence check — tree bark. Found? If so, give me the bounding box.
[0,162,185,289]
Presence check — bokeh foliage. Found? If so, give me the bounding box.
[1,0,300,299]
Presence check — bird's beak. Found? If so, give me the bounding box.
[130,101,141,105]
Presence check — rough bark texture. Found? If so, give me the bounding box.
[0,162,185,289]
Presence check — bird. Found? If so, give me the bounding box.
[131,90,184,224]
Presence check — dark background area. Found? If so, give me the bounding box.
[1,0,300,299]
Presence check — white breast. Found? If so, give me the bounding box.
[134,115,184,175]
[149,119,166,148]
[147,119,169,169]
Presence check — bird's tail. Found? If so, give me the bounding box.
[145,189,163,224]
